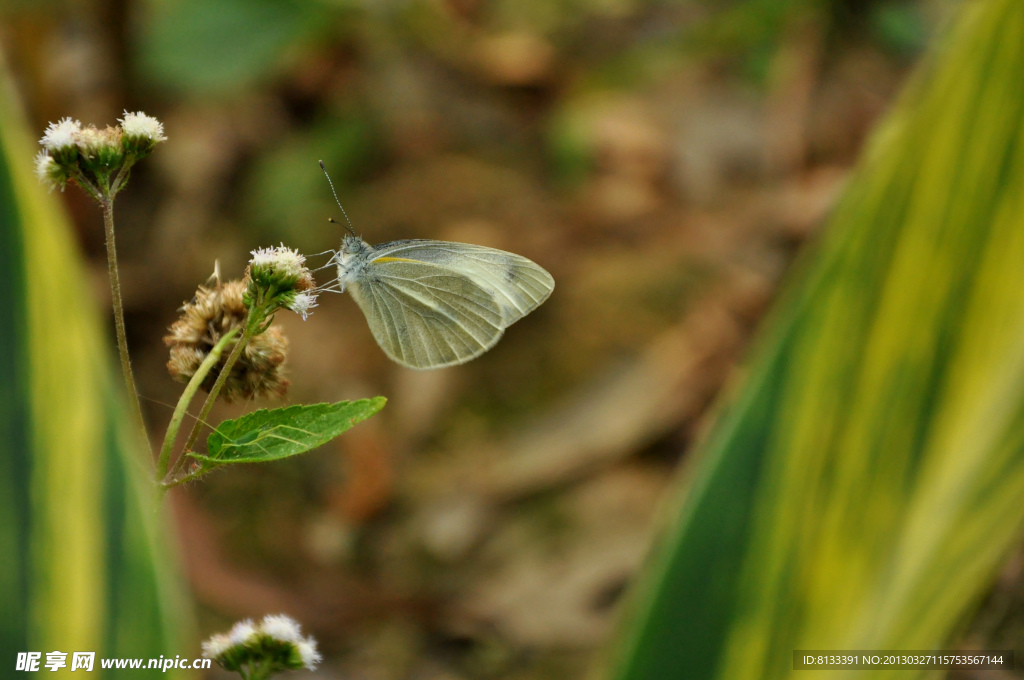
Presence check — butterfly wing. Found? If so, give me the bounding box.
[346,240,554,369]
[346,259,506,369]
[370,240,554,325]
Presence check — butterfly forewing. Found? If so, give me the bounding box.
[339,238,555,369]
[371,241,554,324]
[347,259,506,369]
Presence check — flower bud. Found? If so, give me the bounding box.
[201,632,249,673]
[39,117,81,165]
[259,614,302,643]
[118,110,167,156]
[200,633,232,659]
[295,638,323,670]
[257,614,321,671]
[34,151,68,191]
[74,125,125,183]
[228,619,260,647]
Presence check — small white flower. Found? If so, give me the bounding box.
[228,619,259,646]
[249,247,271,263]
[249,244,307,278]
[118,110,167,142]
[249,246,279,267]
[34,151,50,178]
[39,117,81,151]
[296,637,322,670]
[201,633,233,659]
[288,291,318,320]
[34,151,59,187]
[260,614,303,643]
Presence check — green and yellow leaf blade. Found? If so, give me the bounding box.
[606,1,1024,679]
[0,58,191,674]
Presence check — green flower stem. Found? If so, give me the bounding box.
[248,658,274,680]
[179,309,263,461]
[101,196,150,457]
[157,328,239,482]
[109,153,134,195]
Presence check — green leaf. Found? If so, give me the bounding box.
[195,398,385,465]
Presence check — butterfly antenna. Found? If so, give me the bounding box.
[319,160,357,237]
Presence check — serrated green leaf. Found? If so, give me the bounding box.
[194,398,385,465]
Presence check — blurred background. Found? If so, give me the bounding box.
[11,0,1024,678]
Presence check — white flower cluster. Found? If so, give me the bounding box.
[39,112,166,154]
[35,111,166,196]
[201,614,322,674]
[246,244,318,320]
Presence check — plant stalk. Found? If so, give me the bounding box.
[157,328,239,482]
[162,466,206,489]
[101,197,150,456]
[179,311,261,458]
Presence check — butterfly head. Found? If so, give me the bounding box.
[341,234,371,256]
[335,235,373,286]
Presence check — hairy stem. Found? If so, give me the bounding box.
[179,311,260,458]
[101,197,150,456]
[161,466,206,489]
[110,153,134,195]
[157,328,239,482]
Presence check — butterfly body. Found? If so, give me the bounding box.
[332,235,554,370]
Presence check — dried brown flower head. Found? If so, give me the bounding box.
[165,279,290,401]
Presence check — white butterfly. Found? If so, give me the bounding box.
[329,235,554,369]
